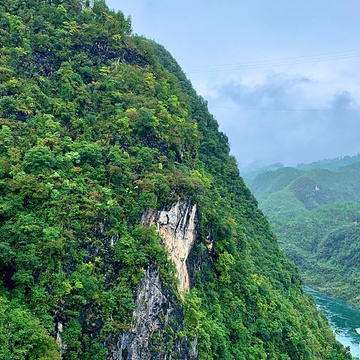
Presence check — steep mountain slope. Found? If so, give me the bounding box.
[250,167,304,202]
[248,163,360,307]
[0,1,352,359]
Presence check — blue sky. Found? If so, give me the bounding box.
[106,0,360,171]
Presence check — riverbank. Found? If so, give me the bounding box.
[305,287,360,359]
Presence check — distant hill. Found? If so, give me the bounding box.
[242,153,360,183]
[241,162,285,183]
[296,154,360,171]
[250,167,304,201]
[248,159,360,307]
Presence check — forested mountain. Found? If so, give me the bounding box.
[0,1,352,359]
[296,154,360,172]
[242,154,360,183]
[248,162,360,307]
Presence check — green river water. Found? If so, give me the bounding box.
[304,287,360,359]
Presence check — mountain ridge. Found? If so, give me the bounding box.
[248,158,360,308]
[0,1,352,359]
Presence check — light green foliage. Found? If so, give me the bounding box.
[215,251,235,283]
[0,296,61,360]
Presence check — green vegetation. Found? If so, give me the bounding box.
[244,154,360,184]
[248,161,360,307]
[296,154,360,172]
[0,0,352,359]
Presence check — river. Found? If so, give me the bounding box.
[304,286,360,359]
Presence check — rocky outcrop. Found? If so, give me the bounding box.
[107,201,199,359]
[141,200,198,293]
[109,265,195,360]
[107,201,199,360]
[55,321,66,357]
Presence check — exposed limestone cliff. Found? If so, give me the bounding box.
[108,201,199,360]
[110,265,195,360]
[141,201,198,292]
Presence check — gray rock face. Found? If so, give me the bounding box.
[56,321,66,356]
[107,201,200,360]
[109,265,194,360]
[107,201,199,359]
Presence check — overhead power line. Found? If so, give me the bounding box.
[209,106,359,112]
[186,50,360,73]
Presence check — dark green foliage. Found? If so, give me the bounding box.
[0,1,352,359]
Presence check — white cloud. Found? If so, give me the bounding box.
[206,72,360,169]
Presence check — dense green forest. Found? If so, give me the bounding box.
[248,160,360,306]
[0,0,352,359]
